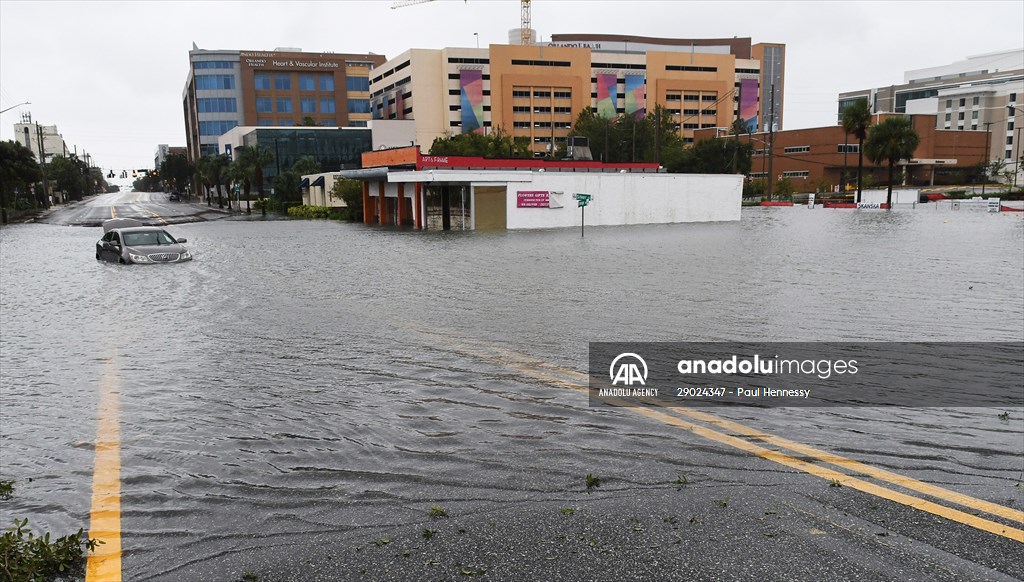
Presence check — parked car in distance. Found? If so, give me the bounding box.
[96,219,192,264]
[168,192,181,201]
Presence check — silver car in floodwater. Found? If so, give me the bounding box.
[96,219,192,264]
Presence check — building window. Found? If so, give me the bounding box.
[1009,107,1016,117]
[553,91,572,99]
[199,144,219,156]
[299,75,315,91]
[319,74,335,91]
[784,146,811,154]
[511,59,570,67]
[195,74,235,90]
[945,99,952,108]
[683,95,700,102]
[554,107,572,114]
[534,106,551,114]
[1010,93,1017,102]
[301,98,316,113]
[1008,136,1015,145]
[254,74,270,90]
[347,99,371,113]
[1007,149,1014,159]
[534,91,551,98]
[1009,120,1015,131]
[512,90,530,98]
[320,99,337,113]
[276,98,293,113]
[275,75,291,90]
[973,96,980,106]
[198,120,238,135]
[194,61,234,69]
[959,98,966,107]
[958,112,965,121]
[683,123,699,129]
[257,119,273,126]
[346,76,370,92]
[197,97,238,113]
[972,110,979,119]
[837,144,859,153]
[278,119,293,126]
[256,97,272,113]
[513,121,530,128]
[701,95,718,102]
[945,113,951,121]
[701,109,716,116]
[683,109,699,116]
[513,106,530,113]
[321,119,336,126]
[783,170,809,178]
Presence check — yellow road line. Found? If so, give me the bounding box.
[511,360,1024,526]
[110,207,116,219]
[434,338,1023,541]
[86,357,122,581]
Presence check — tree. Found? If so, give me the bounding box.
[669,137,752,175]
[48,155,89,201]
[233,145,274,215]
[864,116,920,208]
[198,154,230,208]
[225,157,251,211]
[273,156,321,204]
[300,116,319,127]
[330,177,363,220]
[841,98,872,203]
[159,153,194,197]
[429,127,530,158]
[0,140,42,223]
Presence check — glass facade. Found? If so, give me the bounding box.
[194,61,234,69]
[256,98,272,113]
[347,76,370,91]
[254,74,271,90]
[348,99,371,114]
[301,98,316,113]
[276,98,293,113]
[321,99,337,114]
[299,75,315,91]
[241,128,372,179]
[199,120,238,136]
[319,74,335,91]
[195,74,235,90]
[275,75,291,90]
[197,97,238,113]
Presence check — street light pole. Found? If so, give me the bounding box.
[982,122,992,196]
[0,101,30,115]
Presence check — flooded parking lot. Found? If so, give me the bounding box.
[1,206,1022,580]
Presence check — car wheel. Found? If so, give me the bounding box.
[118,256,127,264]
[96,252,101,260]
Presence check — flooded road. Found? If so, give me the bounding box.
[1,204,1022,581]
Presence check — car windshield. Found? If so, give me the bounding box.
[122,230,177,247]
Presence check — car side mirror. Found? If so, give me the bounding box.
[176,238,187,243]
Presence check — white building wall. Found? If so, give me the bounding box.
[502,173,741,229]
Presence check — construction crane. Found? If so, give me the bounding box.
[390,0,533,46]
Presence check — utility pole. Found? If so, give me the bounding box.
[765,84,775,201]
[982,122,992,196]
[36,125,51,208]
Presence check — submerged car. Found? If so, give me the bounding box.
[96,219,192,264]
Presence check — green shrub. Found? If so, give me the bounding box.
[0,518,100,581]
[286,205,333,219]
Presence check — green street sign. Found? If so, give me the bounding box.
[574,193,592,207]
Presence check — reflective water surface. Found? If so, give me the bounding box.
[1,206,1022,579]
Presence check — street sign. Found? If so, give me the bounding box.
[574,193,592,207]
[807,193,815,209]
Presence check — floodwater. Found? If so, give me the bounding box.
[1,205,1022,579]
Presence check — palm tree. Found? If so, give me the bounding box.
[226,155,251,213]
[864,116,921,209]
[234,145,275,216]
[841,98,872,203]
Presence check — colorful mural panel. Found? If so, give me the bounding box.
[597,73,617,118]
[624,75,646,119]
[740,79,759,132]
[460,69,484,134]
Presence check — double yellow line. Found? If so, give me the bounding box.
[432,334,1024,542]
[86,356,122,581]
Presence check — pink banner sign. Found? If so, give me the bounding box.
[517,191,550,208]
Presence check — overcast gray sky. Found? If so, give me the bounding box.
[2,0,1022,173]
